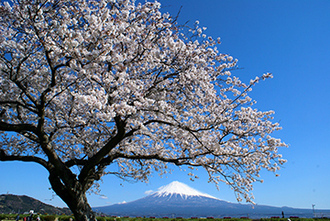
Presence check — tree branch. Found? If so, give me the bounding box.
[0,121,38,134]
[0,149,49,169]
[78,116,126,187]
[65,158,88,167]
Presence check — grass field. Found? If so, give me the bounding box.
[1,215,330,221]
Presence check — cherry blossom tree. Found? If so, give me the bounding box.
[0,0,287,220]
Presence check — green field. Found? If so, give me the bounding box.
[1,214,330,221]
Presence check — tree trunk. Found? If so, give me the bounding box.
[63,192,96,221]
[48,172,97,221]
[67,194,96,221]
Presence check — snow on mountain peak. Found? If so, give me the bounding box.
[153,181,217,199]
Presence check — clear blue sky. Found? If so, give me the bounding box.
[1,0,329,210]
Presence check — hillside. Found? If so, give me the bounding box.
[0,194,71,215]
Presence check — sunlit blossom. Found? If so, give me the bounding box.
[0,0,286,208]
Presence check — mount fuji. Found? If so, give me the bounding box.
[149,181,218,201]
[94,181,327,218]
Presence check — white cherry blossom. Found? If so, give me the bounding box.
[0,0,287,220]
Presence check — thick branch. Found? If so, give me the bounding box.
[65,158,88,168]
[0,149,49,169]
[0,121,38,133]
[78,116,126,187]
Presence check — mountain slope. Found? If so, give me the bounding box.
[0,194,71,215]
[95,181,323,218]
[153,181,217,199]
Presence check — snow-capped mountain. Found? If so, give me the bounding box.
[152,181,217,199]
[94,181,324,218]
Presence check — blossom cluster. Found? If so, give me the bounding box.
[0,0,286,203]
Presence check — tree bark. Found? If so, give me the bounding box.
[48,171,97,221]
